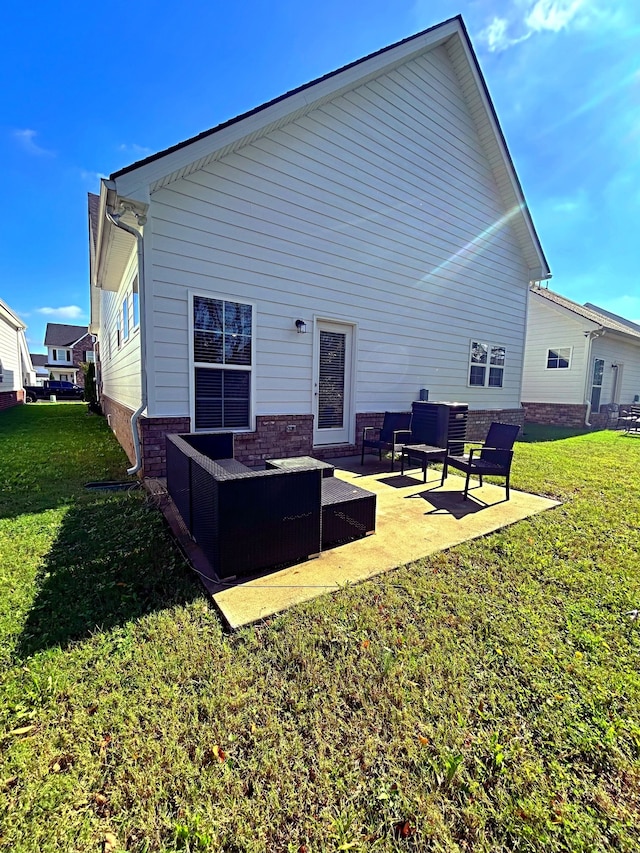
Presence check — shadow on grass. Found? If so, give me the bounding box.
[17,493,203,657]
[519,424,593,443]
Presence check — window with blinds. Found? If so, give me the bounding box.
[318,330,346,429]
[193,295,252,430]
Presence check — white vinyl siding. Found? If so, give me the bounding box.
[522,296,590,404]
[0,316,21,392]
[591,335,640,407]
[98,248,142,411]
[145,44,531,420]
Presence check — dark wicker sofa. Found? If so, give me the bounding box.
[166,433,323,580]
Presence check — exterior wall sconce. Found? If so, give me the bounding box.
[295,319,307,334]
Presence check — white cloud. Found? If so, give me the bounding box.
[79,169,108,185]
[481,0,590,52]
[118,143,153,157]
[12,128,55,157]
[525,0,586,32]
[482,16,532,52]
[36,306,85,320]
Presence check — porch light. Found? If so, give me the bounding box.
[295,319,307,334]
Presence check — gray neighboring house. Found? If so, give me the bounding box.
[43,323,94,387]
[522,286,640,427]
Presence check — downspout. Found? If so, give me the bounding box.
[105,208,148,476]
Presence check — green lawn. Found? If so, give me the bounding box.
[1,404,639,852]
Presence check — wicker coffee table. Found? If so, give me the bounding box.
[266,455,335,477]
[400,444,446,483]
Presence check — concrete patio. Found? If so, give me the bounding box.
[158,456,559,629]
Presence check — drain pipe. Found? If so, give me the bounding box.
[105,208,148,476]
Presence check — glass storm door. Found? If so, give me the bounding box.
[313,321,353,445]
[590,357,604,412]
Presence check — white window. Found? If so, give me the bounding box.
[469,341,505,388]
[547,347,571,369]
[122,297,130,341]
[84,351,95,363]
[192,294,253,430]
[52,348,71,362]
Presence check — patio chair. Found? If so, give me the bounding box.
[617,405,640,433]
[440,422,520,501]
[360,411,412,471]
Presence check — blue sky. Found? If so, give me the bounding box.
[1,0,638,352]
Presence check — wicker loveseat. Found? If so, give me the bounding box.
[166,433,323,579]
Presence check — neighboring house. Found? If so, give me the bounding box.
[0,299,35,410]
[88,15,550,478]
[522,285,640,427]
[29,353,51,386]
[43,323,94,387]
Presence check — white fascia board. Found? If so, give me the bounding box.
[0,300,26,331]
[70,332,92,348]
[112,20,460,199]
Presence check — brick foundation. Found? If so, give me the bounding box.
[466,408,526,441]
[101,396,139,468]
[522,402,589,428]
[100,404,530,479]
[0,390,25,411]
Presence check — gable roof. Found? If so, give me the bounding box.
[29,353,48,367]
[531,287,640,342]
[44,323,90,347]
[101,15,549,282]
[0,298,26,331]
[111,16,463,181]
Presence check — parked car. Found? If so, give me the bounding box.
[24,381,84,402]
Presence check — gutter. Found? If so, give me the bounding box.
[105,208,148,476]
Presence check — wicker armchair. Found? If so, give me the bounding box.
[360,411,412,471]
[440,422,520,501]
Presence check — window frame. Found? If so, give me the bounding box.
[122,295,130,342]
[468,340,506,389]
[546,346,572,369]
[189,290,256,432]
[132,275,140,329]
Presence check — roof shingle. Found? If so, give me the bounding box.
[44,323,90,347]
[531,287,640,341]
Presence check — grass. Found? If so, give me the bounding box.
[1,404,639,852]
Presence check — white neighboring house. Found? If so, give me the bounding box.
[0,298,35,410]
[88,15,550,478]
[522,286,640,427]
[29,354,51,386]
[43,323,94,387]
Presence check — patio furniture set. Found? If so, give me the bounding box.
[166,433,376,580]
[166,401,520,581]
